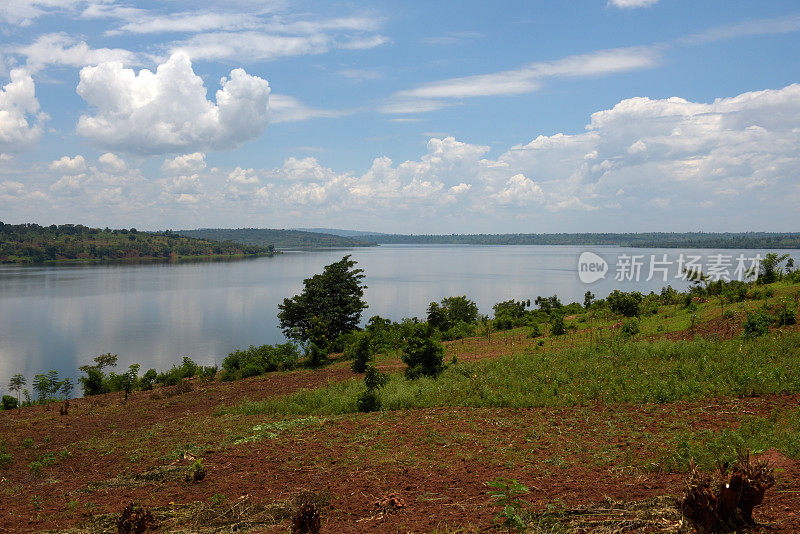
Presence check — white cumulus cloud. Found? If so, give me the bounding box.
[161,152,206,175]
[76,52,271,155]
[49,155,86,174]
[0,69,45,154]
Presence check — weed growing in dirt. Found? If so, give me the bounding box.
[185,458,206,483]
[28,448,70,476]
[659,407,800,471]
[0,443,12,469]
[232,417,324,445]
[486,477,531,533]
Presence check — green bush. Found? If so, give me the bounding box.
[550,314,565,336]
[0,445,12,469]
[401,323,445,379]
[221,343,300,381]
[528,323,541,338]
[743,312,771,339]
[344,332,373,373]
[2,395,17,410]
[493,314,514,331]
[441,321,476,341]
[607,290,643,317]
[620,317,640,337]
[79,366,109,396]
[356,365,389,412]
[776,302,797,327]
[140,369,157,390]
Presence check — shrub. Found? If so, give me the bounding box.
[2,395,17,410]
[607,290,643,317]
[401,323,445,379]
[221,344,300,380]
[344,332,373,373]
[356,365,389,412]
[621,317,640,337]
[493,300,529,320]
[493,314,514,331]
[441,321,476,341]
[775,301,797,327]
[428,296,479,331]
[80,367,109,396]
[528,323,541,338]
[550,314,565,336]
[0,445,12,469]
[743,312,770,339]
[140,369,157,390]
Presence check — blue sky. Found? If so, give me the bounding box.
[1,0,800,233]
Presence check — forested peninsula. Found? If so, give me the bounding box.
[0,222,273,263]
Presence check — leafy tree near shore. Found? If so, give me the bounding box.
[607,290,643,317]
[8,374,25,412]
[401,323,445,378]
[345,331,374,373]
[79,353,118,396]
[278,256,367,344]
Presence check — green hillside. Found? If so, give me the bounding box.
[0,222,273,263]
[178,228,376,250]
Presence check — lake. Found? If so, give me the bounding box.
[1,244,797,389]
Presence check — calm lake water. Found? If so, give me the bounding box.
[1,244,797,391]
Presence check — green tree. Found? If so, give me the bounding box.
[46,369,61,401]
[121,364,140,402]
[426,301,450,330]
[401,323,445,379]
[60,377,74,400]
[428,295,480,331]
[356,364,389,412]
[345,331,374,373]
[755,252,790,284]
[8,374,26,412]
[79,353,119,396]
[32,374,51,405]
[607,290,643,317]
[441,296,479,324]
[550,314,566,336]
[278,256,367,344]
[583,291,595,309]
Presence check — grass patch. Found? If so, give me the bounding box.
[659,407,800,471]
[220,332,800,416]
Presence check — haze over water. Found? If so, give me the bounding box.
[1,244,797,392]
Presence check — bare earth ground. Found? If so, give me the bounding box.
[1,319,799,533]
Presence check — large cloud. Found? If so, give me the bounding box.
[0,69,45,154]
[9,84,800,231]
[76,52,271,155]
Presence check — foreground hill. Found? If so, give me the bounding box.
[178,227,376,250]
[2,279,799,532]
[0,222,272,263]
